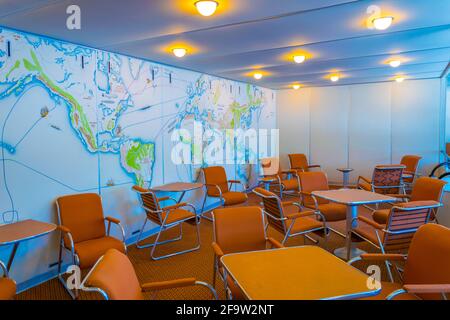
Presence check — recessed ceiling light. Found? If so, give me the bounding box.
[172,48,187,58]
[389,60,401,68]
[293,55,306,64]
[373,16,394,30]
[292,84,301,90]
[254,73,263,80]
[395,76,405,83]
[195,1,219,17]
[330,75,339,82]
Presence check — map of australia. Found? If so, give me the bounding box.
[0,27,275,224]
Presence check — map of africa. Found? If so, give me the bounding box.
[0,27,276,226]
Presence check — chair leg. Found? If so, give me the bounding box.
[200,195,213,222]
[304,234,319,244]
[57,241,79,300]
[136,218,182,249]
[150,218,201,261]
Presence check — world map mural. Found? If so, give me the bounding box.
[0,27,276,226]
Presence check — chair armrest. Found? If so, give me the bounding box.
[158,196,177,203]
[211,242,224,258]
[300,191,319,210]
[105,216,121,225]
[267,237,284,249]
[0,260,8,277]
[162,202,189,211]
[205,184,223,198]
[58,225,71,234]
[387,194,411,200]
[308,165,321,169]
[281,170,297,174]
[403,284,450,294]
[142,278,196,292]
[285,210,316,220]
[358,216,384,230]
[228,180,241,184]
[58,225,76,251]
[228,180,246,191]
[357,176,372,185]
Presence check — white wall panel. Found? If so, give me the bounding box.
[348,83,392,182]
[310,87,350,183]
[391,79,441,175]
[277,89,311,170]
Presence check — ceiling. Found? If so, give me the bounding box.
[0,0,449,89]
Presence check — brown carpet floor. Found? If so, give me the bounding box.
[17,193,400,300]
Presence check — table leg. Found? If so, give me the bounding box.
[7,242,19,272]
[177,191,186,204]
[343,172,349,189]
[334,205,366,261]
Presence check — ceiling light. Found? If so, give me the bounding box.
[389,60,401,68]
[373,16,394,30]
[395,76,405,83]
[195,1,219,17]
[330,75,339,82]
[293,55,306,64]
[254,73,263,80]
[172,48,187,58]
[292,84,301,90]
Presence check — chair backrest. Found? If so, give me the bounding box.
[298,172,330,206]
[403,224,450,300]
[371,165,405,194]
[382,201,440,252]
[253,188,286,234]
[203,166,229,197]
[288,154,309,171]
[400,155,422,174]
[56,193,106,244]
[212,206,267,255]
[132,186,162,225]
[84,249,144,300]
[260,157,280,176]
[411,177,446,202]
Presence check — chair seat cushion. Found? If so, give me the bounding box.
[281,179,299,191]
[286,217,324,234]
[362,281,418,300]
[306,203,347,222]
[372,209,390,224]
[222,192,248,206]
[161,208,196,225]
[0,278,16,300]
[74,236,126,269]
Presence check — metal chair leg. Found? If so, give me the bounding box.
[200,194,213,222]
[136,218,182,249]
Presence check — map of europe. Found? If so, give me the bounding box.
[0,27,276,225]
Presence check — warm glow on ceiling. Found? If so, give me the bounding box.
[292,84,301,90]
[330,75,340,82]
[195,1,218,17]
[389,60,401,68]
[172,48,187,58]
[293,55,306,64]
[395,76,405,83]
[253,73,263,80]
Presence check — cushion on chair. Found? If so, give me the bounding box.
[281,179,299,191]
[0,278,16,300]
[305,203,347,222]
[222,191,248,206]
[160,208,196,225]
[286,217,324,234]
[362,281,418,300]
[372,209,390,224]
[75,236,126,269]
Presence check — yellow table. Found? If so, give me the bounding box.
[221,246,380,300]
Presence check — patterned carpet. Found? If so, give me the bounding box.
[17,193,397,300]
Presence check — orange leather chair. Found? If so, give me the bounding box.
[211,206,284,300]
[298,172,347,236]
[81,249,217,300]
[253,188,328,245]
[357,165,406,195]
[350,224,450,300]
[372,177,446,225]
[0,260,16,301]
[200,166,248,219]
[132,186,200,260]
[56,193,126,299]
[288,154,321,172]
[259,157,300,198]
[352,201,442,282]
[400,155,422,188]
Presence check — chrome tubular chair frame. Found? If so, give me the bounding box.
[253,189,328,245]
[80,255,219,300]
[299,191,347,239]
[134,189,201,260]
[351,203,441,282]
[200,178,247,221]
[55,200,127,300]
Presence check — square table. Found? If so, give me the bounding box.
[0,219,56,271]
[312,189,397,260]
[221,246,381,300]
